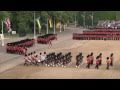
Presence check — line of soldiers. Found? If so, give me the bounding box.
[24,52,72,67]
[37,34,57,44]
[24,51,114,70]
[73,33,120,40]
[6,44,27,55]
[86,52,114,70]
[86,52,94,69]
[6,39,35,55]
[24,51,41,65]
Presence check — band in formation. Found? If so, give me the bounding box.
[24,51,114,70]
[24,52,72,67]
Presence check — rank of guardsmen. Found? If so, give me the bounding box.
[24,51,114,70]
[6,39,35,55]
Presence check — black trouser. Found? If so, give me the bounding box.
[86,63,90,69]
[63,60,66,66]
[76,62,79,66]
[110,61,113,66]
[106,64,109,69]
[99,60,102,65]
[91,60,93,65]
[95,64,99,69]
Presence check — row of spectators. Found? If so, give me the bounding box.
[97,20,120,29]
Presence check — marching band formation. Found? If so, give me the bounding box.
[24,51,114,70]
[5,29,115,70]
[24,52,72,67]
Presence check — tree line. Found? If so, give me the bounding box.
[0,11,120,36]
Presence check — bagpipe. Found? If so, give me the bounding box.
[24,52,72,67]
[43,52,72,67]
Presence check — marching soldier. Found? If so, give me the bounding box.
[24,54,32,66]
[49,39,52,46]
[106,57,110,70]
[95,56,99,69]
[76,55,79,68]
[31,52,36,64]
[41,52,47,65]
[90,52,94,65]
[86,55,90,69]
[110,53,114,66]
[99,53,102,66]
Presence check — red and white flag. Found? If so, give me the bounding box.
[4,18,12,32]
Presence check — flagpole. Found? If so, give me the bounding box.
[47,17,48,34]
[54,17,55,34]
[84,11,86,28]
[92,12,94,27]
[39,24,40,34]
[34,11,36,40]
[1,21,4,46]
[60,16,62,32]
[39,17,41,34]
[75,12,77,28]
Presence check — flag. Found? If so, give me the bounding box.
[81,14,85,18]
[36,18,41,30]
[89,14,93,19]
[56,22,61,29]
[4,18,12,32]
[48,17,53,28]
[81,12,86,18]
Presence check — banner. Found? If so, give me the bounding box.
[56,22,61,28]
[48,17,53,28]
[4,18,12,32]
[36,18,41,30]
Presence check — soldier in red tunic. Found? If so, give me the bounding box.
[110,53,114,66]
[14,45,17,54]
[90,52,94,65]
[106,57,110,70]
[49,39,52,46]
[86,55,90,69]
[31,52,36,64]
[11,44,13,53]
[20,46,23,55]
[99,53,102,66]
[95,56,99,69]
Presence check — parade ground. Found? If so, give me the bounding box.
[0,27,120,79]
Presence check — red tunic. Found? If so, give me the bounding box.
[96,60,99,65]
[110,56,113,62]
[87,58,90,64]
